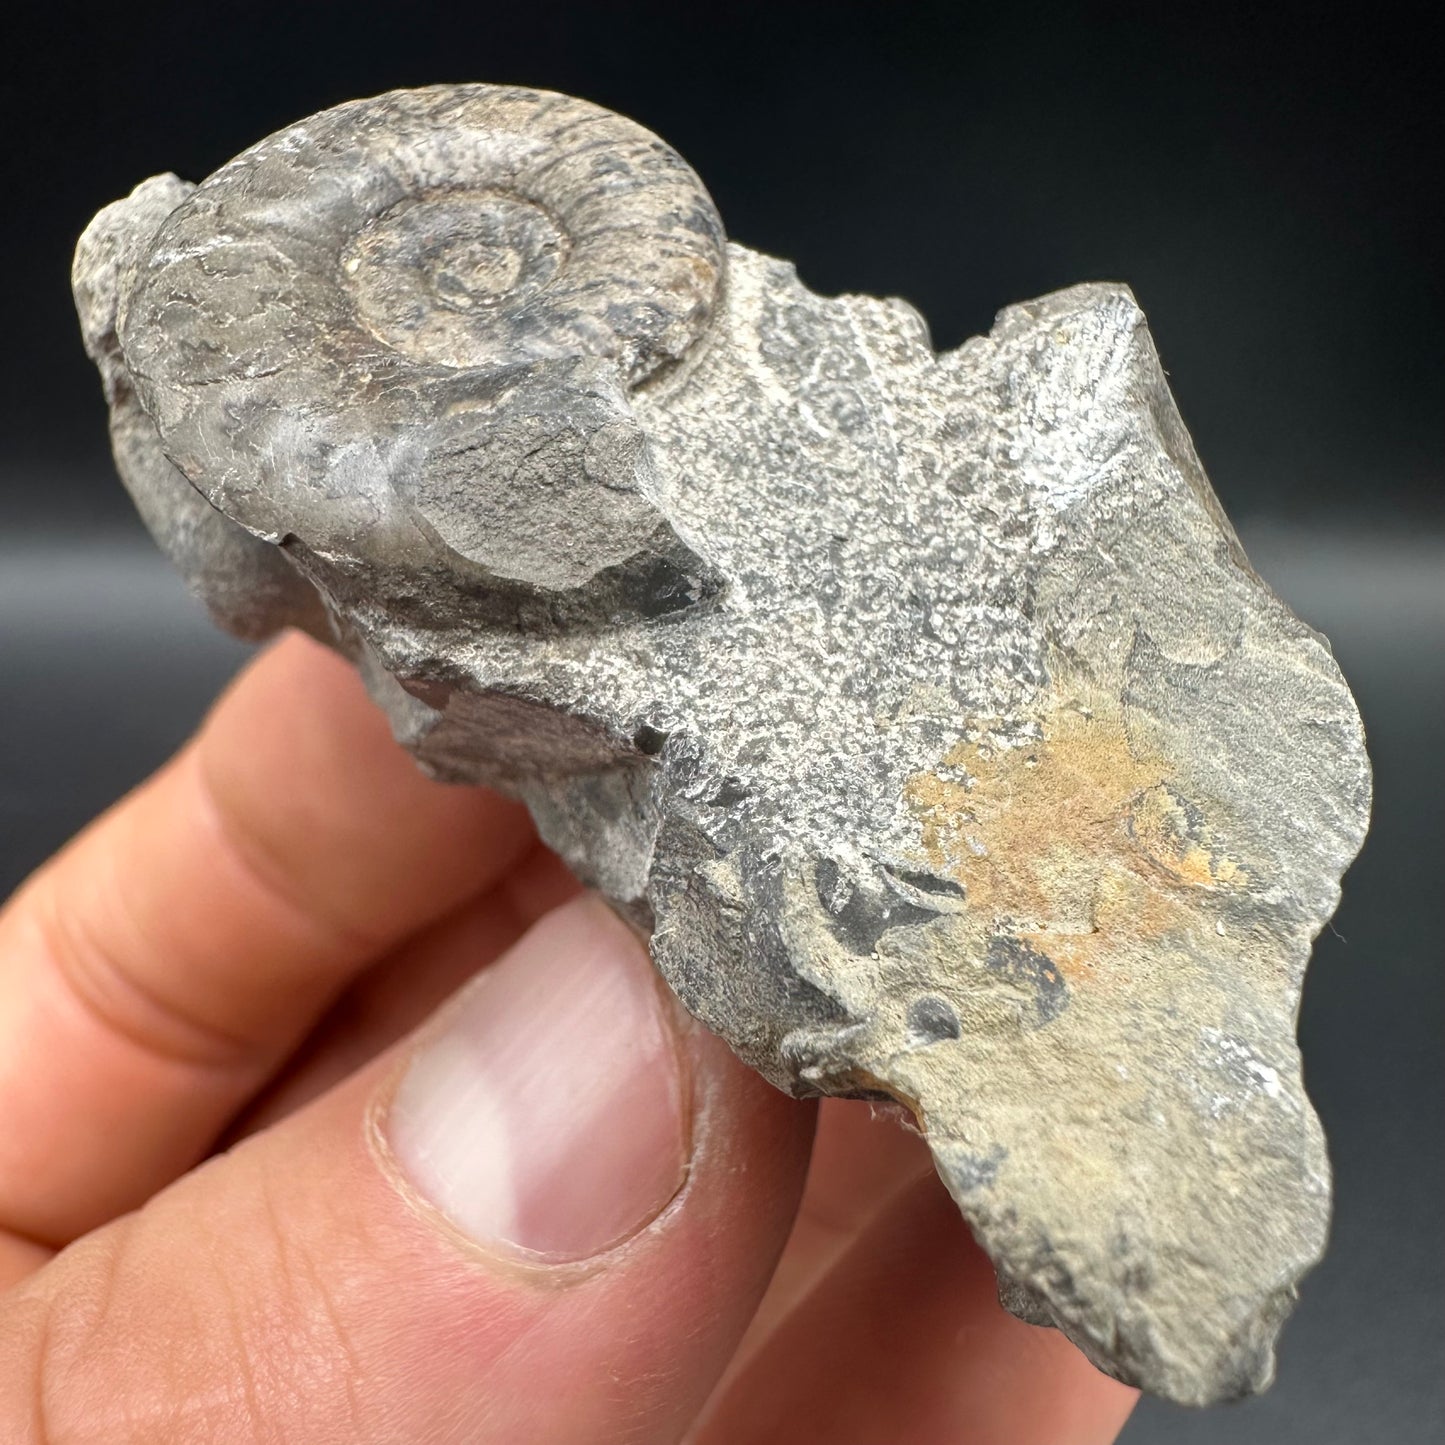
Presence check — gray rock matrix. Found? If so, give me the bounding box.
[73,84,1370,1405]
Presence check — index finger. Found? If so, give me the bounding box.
[0,631,533,1252]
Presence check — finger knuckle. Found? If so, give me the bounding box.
[27,871,256,1073]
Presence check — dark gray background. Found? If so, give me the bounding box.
[2,3,1440,1440]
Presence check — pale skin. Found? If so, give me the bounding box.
[0,630,1137,1443]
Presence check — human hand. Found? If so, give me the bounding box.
[0,632,1137,1443]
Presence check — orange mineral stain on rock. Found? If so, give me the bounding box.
[1127,782,1243,889]
[904,685,1245,989]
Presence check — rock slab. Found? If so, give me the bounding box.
[73,84,1372,1405]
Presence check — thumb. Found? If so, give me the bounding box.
[0,895,816,1444]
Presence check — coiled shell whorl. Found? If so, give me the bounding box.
[115,85,727,622]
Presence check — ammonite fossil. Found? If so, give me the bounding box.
[73,83,1371,1407]
[85,86,727,632]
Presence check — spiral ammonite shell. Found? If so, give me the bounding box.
[115,85,727,614]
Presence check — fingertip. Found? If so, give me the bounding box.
[380,891,814,1270]
[1,897,818,1444]
[698,1170,1137,1445]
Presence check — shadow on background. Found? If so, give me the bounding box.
[1,2,1440,1440]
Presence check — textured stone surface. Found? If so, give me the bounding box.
[73,84,1371,1406]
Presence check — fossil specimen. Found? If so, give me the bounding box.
[72,84,1371,1405]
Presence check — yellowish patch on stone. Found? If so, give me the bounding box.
[1127,782,1243,888]
[904,685,1244,988]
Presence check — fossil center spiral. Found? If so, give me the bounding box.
[342,188,570,369]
